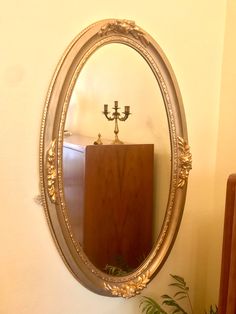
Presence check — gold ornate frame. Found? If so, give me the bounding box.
[39,19,192,298]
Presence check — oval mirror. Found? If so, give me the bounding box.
[63,43,171,273]
[40,19,192,298]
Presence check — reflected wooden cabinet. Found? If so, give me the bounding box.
[63,135,154,271]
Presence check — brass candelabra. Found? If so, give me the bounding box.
[103,101,131,144]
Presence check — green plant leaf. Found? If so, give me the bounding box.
[172,309,182,314]
[170,274,186,285]
[169,274,189,293]
[205,304,218,314]
[161,294,172,299]
[104,264,127,276]
[173,291,188,301]
[176,296,188,301]
[139,296,167,314]
[161,294,187,314]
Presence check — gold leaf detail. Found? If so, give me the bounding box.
[178,136,192,188]
[46,139,57,203]
[104,272,150,298]
[98,20,149,46]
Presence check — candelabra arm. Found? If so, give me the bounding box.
[103,112,115,121]
[118,112,131,121]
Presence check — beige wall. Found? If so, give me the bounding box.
[206,0,236,304]
[0,0,232,313]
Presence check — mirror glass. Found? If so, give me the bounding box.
[62,43,171,273]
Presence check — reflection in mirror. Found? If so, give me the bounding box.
[63,43,171,274]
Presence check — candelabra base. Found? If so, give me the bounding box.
[112,135,124,145]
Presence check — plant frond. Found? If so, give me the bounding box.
[140,296,167,314]
[169,283,189,291]
[174,291,188,298]
[170,274,186,285]
[161,294,172,299]
[175,295,187,301]
[169,274,189,293]
[172,309,182,314]
[205,305,218,314]
[104,264,127,276]
[162,295,187,314]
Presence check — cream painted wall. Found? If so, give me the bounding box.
[206,0,236,304]
[0,1,229,313]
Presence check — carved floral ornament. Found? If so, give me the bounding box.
[104,271,150,298]
[40,19,192,298]
[46,139,57,204]
[178,136,192,188]
[98,20,150,46]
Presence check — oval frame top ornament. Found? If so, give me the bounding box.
[39,19,192,298]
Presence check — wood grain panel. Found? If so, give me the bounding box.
[63,145,85,244]
[218,174,236,314]
[83,144,154,271]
